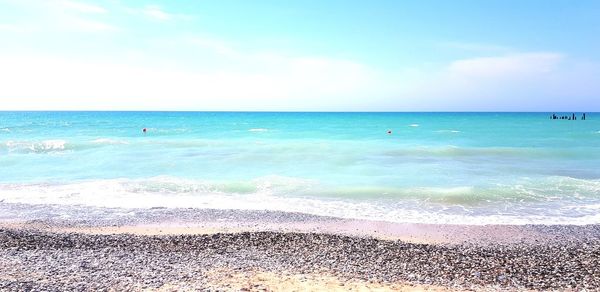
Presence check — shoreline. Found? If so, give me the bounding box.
[3,202,600,245]
[4,220,597,246]
[1,203,600,290]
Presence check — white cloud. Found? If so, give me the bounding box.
[380,52,600,111]
[447,53,563,78]
[119,4,190,22]
[438,41,513,53]
[142,5,172,21]
[1,13,598,112]
[1,49,597,111]
[0,0,115,33]
[0,51,375,110]
[0,23,32,33]
[55,0,107,14]
[65,17,117,32]
[188,37,241,58]
[48,0,115,32]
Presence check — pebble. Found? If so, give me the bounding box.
[0,228,599,291]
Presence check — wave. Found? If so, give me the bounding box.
[381,145,596,159]
[2,136,595,162]
[409,124,419,127]
[249,128,269,132]
[309,177,600,204]
[153,128,190,134]
[1,138,133,154]
[4,139,67,153]
[91,138,129,145]
[1,175,599,225]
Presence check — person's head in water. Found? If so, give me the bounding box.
[142,128,147,133]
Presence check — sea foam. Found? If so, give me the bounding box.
[1,175,599,225]
[91,138,129,145]
[4,139,67,153]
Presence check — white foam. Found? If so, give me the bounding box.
[155,128,189,134]
[249,128,269,132]
[91,138,129,145]
[409,124,419,127]
[39,140,66,150]
[1,177,599,225]
[5,139,67,153]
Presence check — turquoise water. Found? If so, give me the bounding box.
[1,111,599,224]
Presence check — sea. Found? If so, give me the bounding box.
[1,111,599,225]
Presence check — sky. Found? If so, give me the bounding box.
[0,0,599,111]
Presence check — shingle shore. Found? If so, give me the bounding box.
[1,228,599,291]
[3,202,600,246]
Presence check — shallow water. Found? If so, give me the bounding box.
[1,111,599,224]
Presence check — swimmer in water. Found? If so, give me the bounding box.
[142,128,147,133]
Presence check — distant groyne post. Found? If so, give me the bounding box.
[550,113,587,121]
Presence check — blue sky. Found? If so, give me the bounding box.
[0,0,599,111]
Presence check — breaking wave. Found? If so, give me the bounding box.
[1,175,599,225]
[4,140,68,153]
[91,138,130,145]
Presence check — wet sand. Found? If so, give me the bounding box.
[2,202,596,245]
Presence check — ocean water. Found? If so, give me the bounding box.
[1,111,599,225]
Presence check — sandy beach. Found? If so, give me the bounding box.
[1,203,599,291]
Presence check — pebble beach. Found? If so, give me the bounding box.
[1,204,599,291]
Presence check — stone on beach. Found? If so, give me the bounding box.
[1,227,599,291]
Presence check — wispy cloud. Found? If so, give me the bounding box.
[438,41,513,54]
[187,37,242,58]
[378,52,600,111]
[1,48,598,111]
[0,23,33,33]
[122,4,192,22]
[66,18,117,32]
[183,36,374,98]
[142,5,172,21]
[0,0,115,33]
[55,0,107,14]
[446,53,563,78]
[51,0,115,31]
[0,0,596,111]
[0,45,375,110]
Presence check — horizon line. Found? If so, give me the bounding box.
[0,110,597,113]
